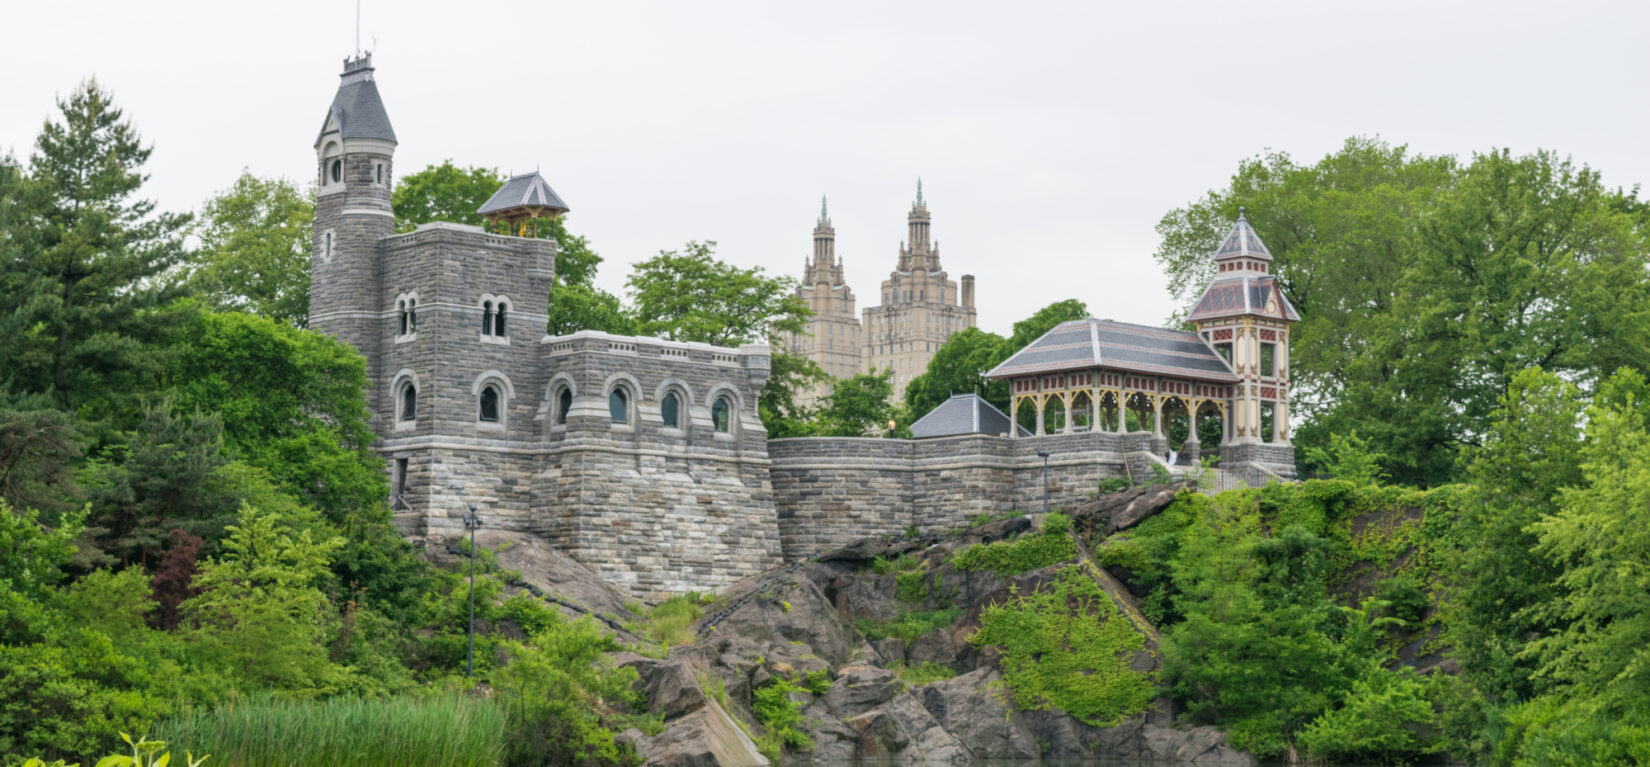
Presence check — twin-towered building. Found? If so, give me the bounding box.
[785,184,977,401]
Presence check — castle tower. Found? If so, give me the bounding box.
[862,181,977,401]
[310,53,398,389]
[1188,211,1299,446]
[788,197,860,389]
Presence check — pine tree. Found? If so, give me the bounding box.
[0,79,189,425]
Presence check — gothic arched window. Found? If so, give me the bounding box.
[398,300,408,335]
[494,301,507,337]
[399,381,417,422]
[712,396,732,433]
[407,298,417,332]
[482,301,494,335]
[609,389,629,424]
[557,387,573,425]
[661,392,681,428]
[479,385,501,423]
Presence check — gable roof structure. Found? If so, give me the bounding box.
[909,393,1030,438]
[315,54,396,148]
[985,318,1239,383]
[478,171,571,218]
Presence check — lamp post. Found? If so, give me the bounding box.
[887,418,897,438]
[1037,451,1051,515]
[463,503,482,678]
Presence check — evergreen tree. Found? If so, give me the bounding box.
[0,80,189,428]
[188,171,314,326]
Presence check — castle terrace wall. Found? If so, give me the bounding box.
[768,431,1133,561]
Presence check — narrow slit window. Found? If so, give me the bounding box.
[712,397,731,433]
[482,302,494,335]
[407,299,417,332]
[398,300,408,335]
[494,302,507,337]
[661,392,680,428]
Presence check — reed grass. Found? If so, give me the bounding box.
[152,693,506,767]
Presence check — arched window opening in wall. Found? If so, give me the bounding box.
[479,385,501,423]
[556,387,572,425]
[376,163,384,184]
[482,301,494,335]
[399,381,416,422]
[711,396,732,433]
[609,389,629,424]
[661,391,681,428]
[494,301,507,337]
[330,159,342,184]
[398,300,408,335]
[407,298,417,332]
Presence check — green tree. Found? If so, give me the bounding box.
[1452,368,1585,701]
[164,311,383,517]
[187,171,313,326]
[0,390,83,515]
[390,160,501,232]
[902,328,1011,418]
[759,351,826,439]
[814,369,899,436]
[1008,298,1089,349]
[182,502,345,692]
[0,80,190,424]
[628,240,808,346]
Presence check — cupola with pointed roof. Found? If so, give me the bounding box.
[478,171,571,237]
[1188,212,1299,324]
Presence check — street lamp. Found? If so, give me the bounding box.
[463,503,482,678]
[887,419,897,438]
[1037,451,1051,515]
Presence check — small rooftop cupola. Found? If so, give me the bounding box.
[478,171,571,237]
[1212,208,1272,275]
[315,53,397,149]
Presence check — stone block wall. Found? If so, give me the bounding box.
[768,431,1132,561]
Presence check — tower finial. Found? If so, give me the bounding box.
[820,194,828,223]
[356,0,361,56]
[916,177,924,207]
[1238,205,1246,220]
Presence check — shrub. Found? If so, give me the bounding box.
[752,679,813,762]
[1097,477,1131,495]
[889,662,957,687]
[855,608,962,641]
[1297,669,1439,762]
[967,565,1154,726]
[952,517,1076,575]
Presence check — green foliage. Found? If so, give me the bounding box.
[154,694,502,767]
[751,678,812,762]
[390,160,502,232]
[0,79,189,427]
[758,350,827,439]
[1302,431,1389,486]
[1297,668,1438,762]
[903,299,1088,420]
[813,369,898,437]
[489,611,639,766]
[894,566,930,605]
[1496,695,1650,767]
[632,593,709,648]
[868,554,921,575]
[0,389,84,514]
[967,565,1154,726]
[854,608,962,642]
[952,516,1076,575]
[888,662,957,687]
[628,241,807,346]
[187,171,313,327]
[801,669,832,696]
[0,500,83,602]
[1096,477,1130,495]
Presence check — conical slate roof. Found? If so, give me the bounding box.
[315,55,396,148]
[478,171,571,217]
[1214,211,1272,262]
[909,393,1030,438]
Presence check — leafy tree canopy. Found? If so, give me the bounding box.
[187,171,313,327]
[628,240,809,346]
[813,369,900,437]
[903,299,1087,422]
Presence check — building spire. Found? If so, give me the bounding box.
[916,177,924,207]
[820,194,829,225]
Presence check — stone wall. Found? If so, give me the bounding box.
[768,432,1132,561]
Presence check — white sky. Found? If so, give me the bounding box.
[3,0,1647,334]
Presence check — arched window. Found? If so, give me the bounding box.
[661,391,680,428]
[398,300,408,335]
[556,387,573,425]
[479,385,501,423]
[399,382,417,422]
[376,163,384,184]
[407,298,417,332]
[324,231,333,261]
[330,159,342,184]
[482,301,494,335]
[712,396,732,433]
[494,301,507,337]
[609,389,629,424]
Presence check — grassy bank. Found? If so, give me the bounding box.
[152,694,507,767]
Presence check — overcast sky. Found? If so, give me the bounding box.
[3,0,1647,334]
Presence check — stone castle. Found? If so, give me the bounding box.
[784,188,978,402]
[308,55,1296,600]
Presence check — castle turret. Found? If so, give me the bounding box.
[310,53,397,381]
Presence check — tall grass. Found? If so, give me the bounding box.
[152,693,506,767]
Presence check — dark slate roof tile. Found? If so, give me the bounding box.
[478,171,571,216]
[986,318,1239,383]
[910,394,1029,438]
